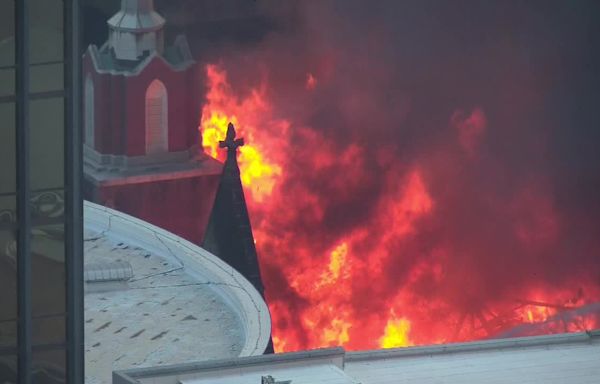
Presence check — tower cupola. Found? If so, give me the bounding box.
[107,0,165,61]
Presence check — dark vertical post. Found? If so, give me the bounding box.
[15,0,32,382]
[64,0,84,383]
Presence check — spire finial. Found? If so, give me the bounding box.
[219,123,244,158]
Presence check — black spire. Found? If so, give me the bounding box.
[203,123,266,295]
[203,123,274,353]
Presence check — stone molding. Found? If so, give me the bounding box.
[83,144,199,170]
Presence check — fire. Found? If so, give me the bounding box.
[201,111,231,158]
[306,73,317,90]
[272,336,286,352]
[318,242,349,286]
[322,318,351,346]
[199,63,600,353]
[200,65,284,202]
[520,304,553,323]
[238,146,280,199]
[379,314,414,348]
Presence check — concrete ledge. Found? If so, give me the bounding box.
[84,145,200,170]
[346,329,600,362]
[113,348,345,384]
[84,201,271,359]
[112,331,600,384]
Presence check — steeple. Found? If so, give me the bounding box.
[107,0,166,61]
[204,123,274,354]
[202,123,266,295]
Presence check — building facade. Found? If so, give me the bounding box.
[81,1,270,312]
[82,0,223,245]
[0,0,83,383]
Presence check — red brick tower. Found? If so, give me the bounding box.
[83,0,222,243]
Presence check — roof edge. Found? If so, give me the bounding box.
[346,330,600,362]
[114,347,345,382]
[112,331,600,384]
[84,43,194,76]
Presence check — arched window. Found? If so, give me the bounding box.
[85,74,95,148]
[145,79,168,154]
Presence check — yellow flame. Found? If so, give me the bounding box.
[527,310,534,323]
[379,316,413,348]
[201,111,237,158]
[329,242,348,279]
[520,305,552,323]
[321,318,351,346]
[272,336,287,352]
[200,111,281,202]
[199,64,283,202]
[239,145,281,200]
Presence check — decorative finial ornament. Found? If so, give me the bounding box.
[261,375,292,384]
[219,122,244,161]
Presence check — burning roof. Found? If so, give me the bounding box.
[188,0,600,352]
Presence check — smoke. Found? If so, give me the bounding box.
[190,0,600,349]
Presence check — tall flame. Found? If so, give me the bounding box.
[200,65,284,202]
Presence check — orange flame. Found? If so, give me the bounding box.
[318,242,350,287]
[198,63,600,353]
[306,73,317,90]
